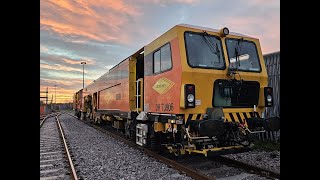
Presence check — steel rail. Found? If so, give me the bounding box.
[56,113,79,180]
[40,114,52,128]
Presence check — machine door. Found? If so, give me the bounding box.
[135,78,144,112]
[135,53,144,112]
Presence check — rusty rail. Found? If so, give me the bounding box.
[56,113,79,180]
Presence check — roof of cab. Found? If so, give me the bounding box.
[176,24,253,38]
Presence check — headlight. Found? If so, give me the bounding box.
[187,94,194,102]
[223,27,229,35]
[267,95,272,102]
[219,27,229,37]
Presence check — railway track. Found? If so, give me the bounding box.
[40,112,60,128]
[40,113,78,180]
[66,112,279,180]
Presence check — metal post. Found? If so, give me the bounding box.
[54,85,57,110]
[81,61,86,90]
[46,87,48,105]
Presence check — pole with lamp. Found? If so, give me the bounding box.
[81,61,86,89]
[54,84,57,111]
[80,61,86,120]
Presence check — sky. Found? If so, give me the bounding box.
[40,0,280,103]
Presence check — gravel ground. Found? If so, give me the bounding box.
[223,149,280,174]
[59,114,193,180]
[175,154,272,180]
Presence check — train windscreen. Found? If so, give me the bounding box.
[184,31,225,69]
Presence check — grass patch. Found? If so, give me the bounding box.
[252,140,280,151]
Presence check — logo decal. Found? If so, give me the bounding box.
[152,77,175,94]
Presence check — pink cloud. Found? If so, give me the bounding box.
[224,16,279,54]
[138,0,199,4]
[246,0,279,7]
[41,19,117,42]
[63,58,95,65]
[41,0,142,43]
[41,63,89,73]
[91,0,141,16]
[46,0,99,17]
[41,78,91,87]
[40,45,49,52]
[172,0,199,4]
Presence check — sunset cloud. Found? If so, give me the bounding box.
[41,63,89,73]
[40,45,49,52]
[41,19,117,42]
[41,0,141,44]
[63,58,96,65]
[41,78,91,87]
[138,0,200,4]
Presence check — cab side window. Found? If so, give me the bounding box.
[153,43,172,74]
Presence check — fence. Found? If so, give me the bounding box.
[264,51,280,118]
[255,51,280,142]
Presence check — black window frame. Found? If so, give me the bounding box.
[225,38,262,73]
[212,79,261,108]
[152,42,173,75]
[184,31,226,70]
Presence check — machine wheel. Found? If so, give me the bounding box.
[149,136,158,151]
[94,117,98,124]
[239,133,251,147]
[125,120,136,140]
[239,140,251,147]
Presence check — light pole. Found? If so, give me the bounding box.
[81,61,86,90]
[54,85,57,110]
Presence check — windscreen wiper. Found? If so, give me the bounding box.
[201,31,221,63]
[234,38,244,68]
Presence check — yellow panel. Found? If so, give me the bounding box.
[238,113,246,123]
[231,113,241,123]
[192,114,199,120]
[173,124,177,129]
[144,27,178,55]
[258,88,266,107]
[154,122,164,132]
[129,57,136,111]
[245,112,252,118]
[224,113,232,122]
[139,78,144,112]
[179,84,185,108]
[165,123,171,131]
[183,114,188,124]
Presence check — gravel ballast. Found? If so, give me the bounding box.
[223,149,280,174]
[59,114,193,180]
